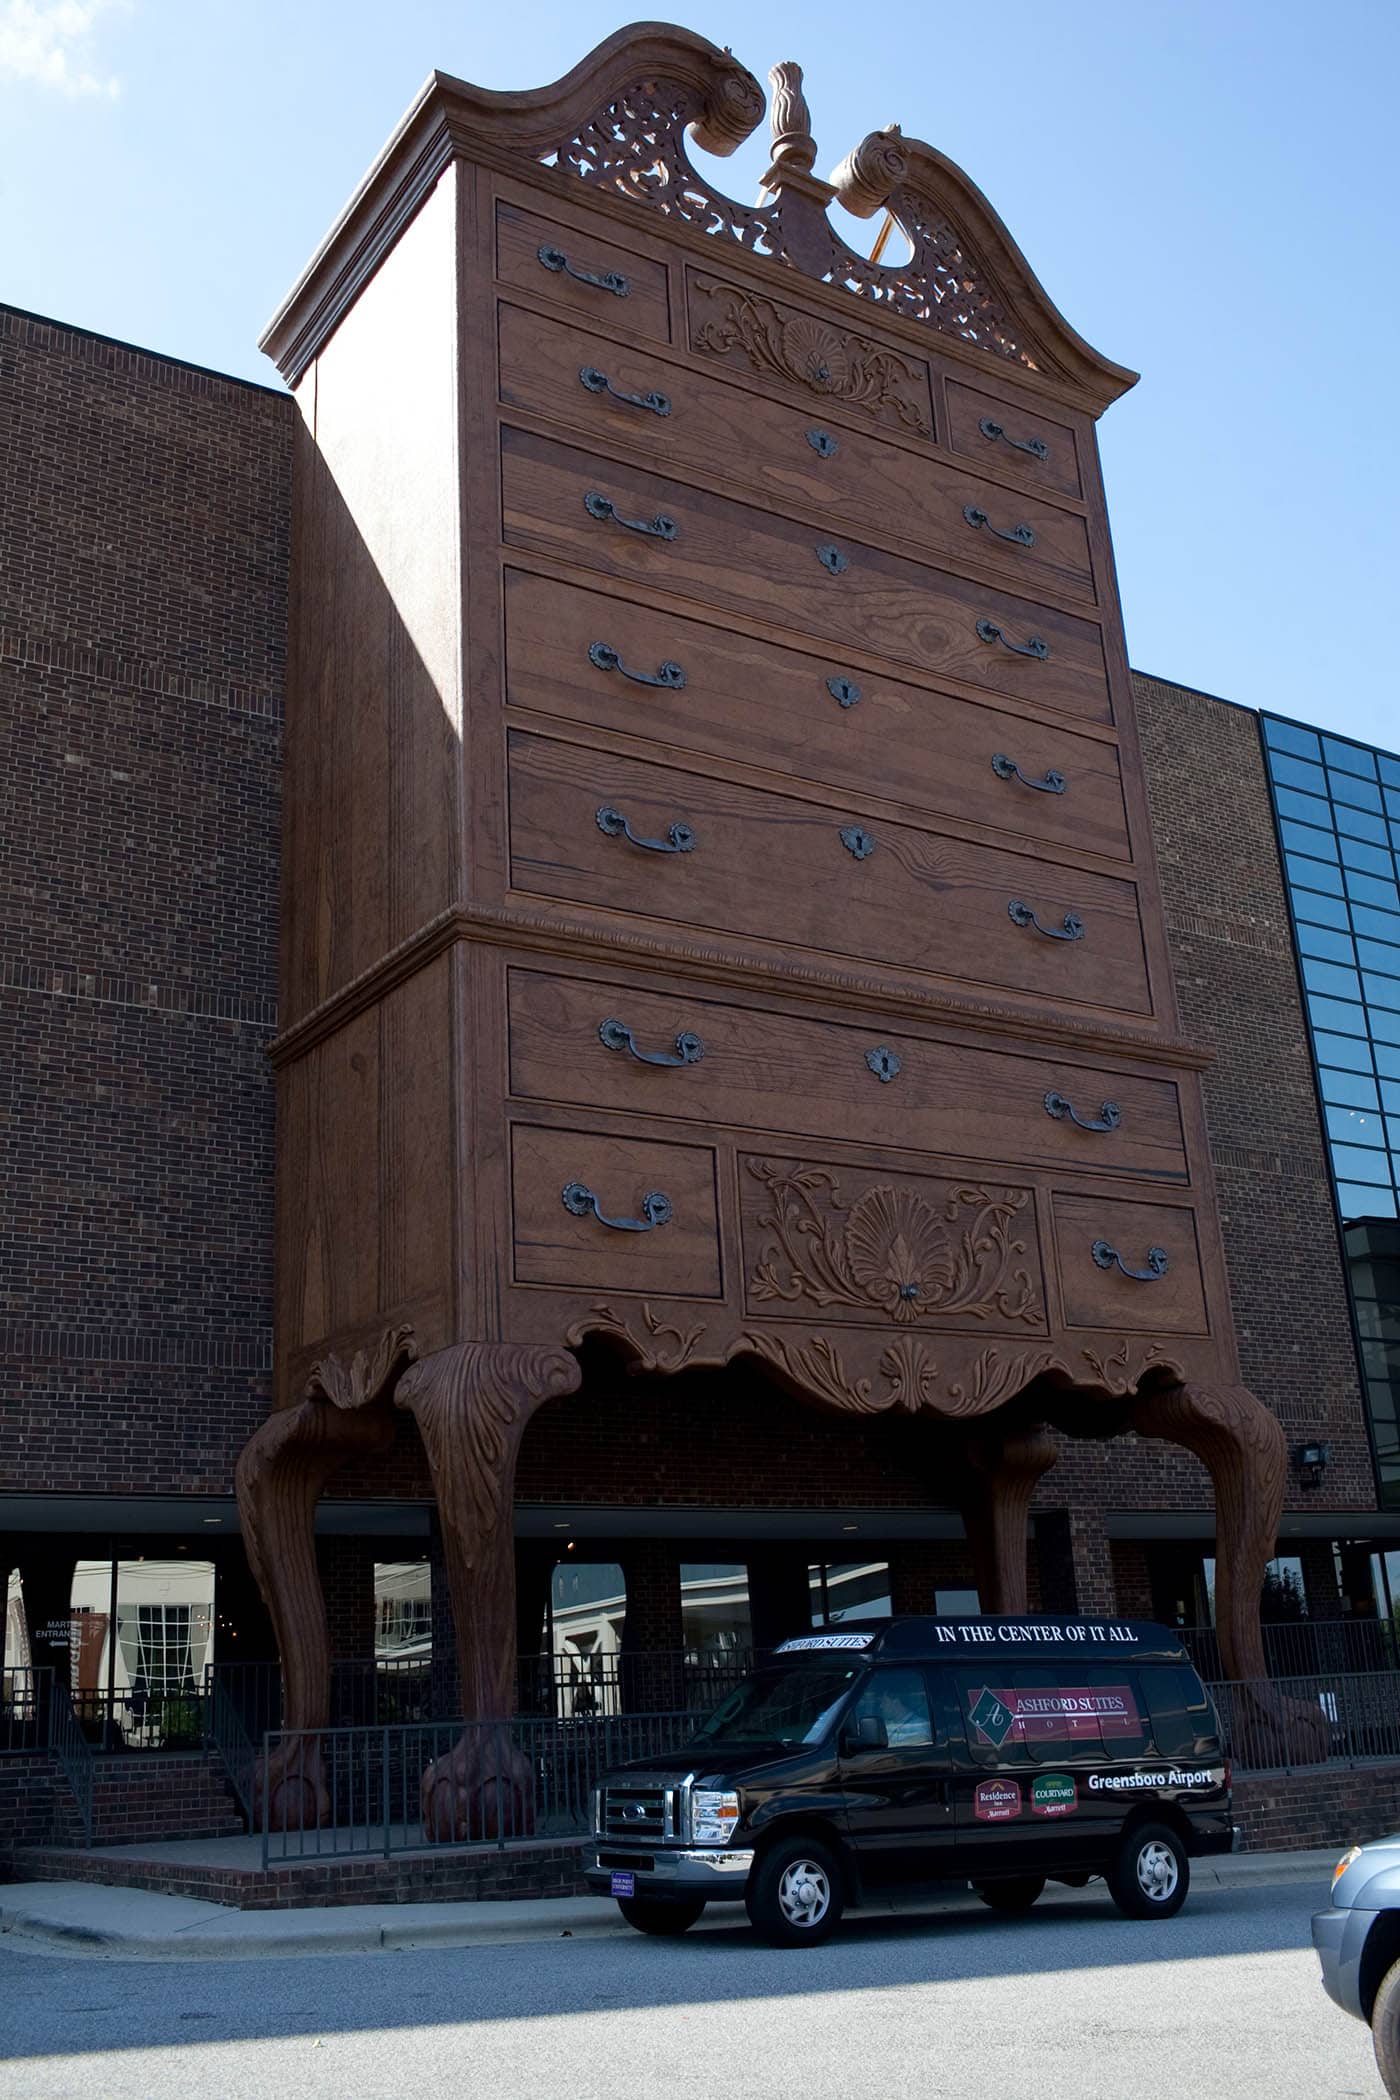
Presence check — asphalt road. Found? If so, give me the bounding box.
[0,1880,1384,2100]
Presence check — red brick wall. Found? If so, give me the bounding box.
[1234,1761,1400,1853]
[0,305,290,1498]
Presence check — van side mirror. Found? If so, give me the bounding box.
[843,1714,888,1753]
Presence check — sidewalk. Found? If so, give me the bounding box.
[0,1848,1340,1961]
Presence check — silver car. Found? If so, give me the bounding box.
[1313,1836,1400,2095]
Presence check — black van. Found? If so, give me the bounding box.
[586,1615,1235,1946]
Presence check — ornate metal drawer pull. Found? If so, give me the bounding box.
[977,414,1049,461]
[561,1181,672,1232]
[1044,1090,1120,1133]
[1091,1238,1168,1282]
[963,504,1036,549]
[588,641,686,690]
[579,365,671,417]
[865,1046,901,1083]
[827,675,861,709]
[596,805,695,854]
[977,617,1049,660]
[1009,898,1083,942]
[807,428,839,458]
[992,752,1066,795]
[840,824,876,860]
[816,543,848,575]
[584,491,677,540]
[598,1018,705,1067]
[537,243,629,297]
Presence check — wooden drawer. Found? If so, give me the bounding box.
[946,380,1084,501]
[507,967,1188,1179]
[510,1122,721,1294]
[737,1151,1050,1336]
[504,571,1130,859]
[1052,1194,1207,1333]
[501,429,1112,724]
[495,201,671,343]
[507,732,1152,1016]
[498,305,1097,605]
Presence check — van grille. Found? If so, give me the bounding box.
[602,1784,674,1842]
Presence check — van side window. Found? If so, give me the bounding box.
[953,1665,1148,1765]
[1143,1666,1220,1759]
[850,1667,935,1749]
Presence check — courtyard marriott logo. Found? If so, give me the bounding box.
[1031,1773,1077,1817]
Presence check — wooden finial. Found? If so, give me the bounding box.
[768,60,817,173]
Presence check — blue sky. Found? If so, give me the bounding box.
[2,0,1395,747]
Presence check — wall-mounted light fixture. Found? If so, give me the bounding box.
[1294,1440,1332,1489]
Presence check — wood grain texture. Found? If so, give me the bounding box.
[1053,1193,1208,1335]
[500,428,1114,721]
[958,1423,1060,1613]
[510,1122,722,1295]
[495,198,672,342]
[506,966,1189,1178]
[504,569,1129,857]
[506,731,1153,1014]
[944,378,1084,499]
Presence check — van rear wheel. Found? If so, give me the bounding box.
[617,1896,706,1936]
[974,1876,1045,1914]
[745,1835,844,1948]
[1109,1823,1189,1919]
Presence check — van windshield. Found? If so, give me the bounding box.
[691,1665,860,1747]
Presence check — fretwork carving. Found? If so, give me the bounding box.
[744,1157,1044,1329]
[689,276,933,435]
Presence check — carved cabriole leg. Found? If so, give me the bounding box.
[1131,1380,1329,1762]
[393,1341,582,1842]
[234,1323,416,1831]
[958,1423,1059,1614]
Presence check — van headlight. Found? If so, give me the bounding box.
[690,1790,740,1844]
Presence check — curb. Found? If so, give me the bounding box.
[0,1853,1337,1961]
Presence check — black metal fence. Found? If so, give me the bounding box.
[259,1711,696,1865]
[1181,1619,1398,1681]
[1,1667,44,1754]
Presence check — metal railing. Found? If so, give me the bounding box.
[1,1666,45,1754]
[259,1710,697,1865]
[205,1672,257,1822]
[516,1649,765,1719]
[46,1679,94,1844]
[1214,1670,1400,1775]
[67,1684,208,1753]
[1182,1619,1399,1681]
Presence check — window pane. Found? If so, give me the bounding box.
[1314,1030,1374,1073]
[1377,1044,1400,1080]
[1387,787,1400,820]
[1287,853,1344,898]
[1345,868,1400,912]
[1353,905,1400,944]
[1264,717,1322,760]
[1298,923,1355,965]
[1310,995,1367,1037]
[1327,1104,1386,1148]
[810,1560,892,1627]
[852,1667,934,1748]
[1372,1007,1400,1046]
[1292,886,1351,932]
[1281,818,1339,863]
[1338,1183,1399,1220]
[374,1561,431,1659]
[1273,783,1334,828]
[1302,957,1362,1002]
[1340,834,1395,879]
[1324,736,1378,779]
[680,1564,752,1659]
[1380,753,1400,790]
[1322,1068,1380,1110]
[1332,1144,1393,1184]
[1332,771,1386,815]
[1358,937,1400,974]
[1365,972,1400,1013]
[1270,752,1329,796]
[1381,1079,1400,1115]
[1337,802,1391,846]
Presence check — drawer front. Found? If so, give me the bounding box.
[507,732,1153,1016]
[495,201,671,343]
[946,381,1084,501]
[738,1152,1050,1336]
[504,571,1131,859]
[510,1123,721,1294]
[501,428,1112,723]
[498,305,1096,604]
[508,968,1189,1179]
[1052,1194,1207,1333]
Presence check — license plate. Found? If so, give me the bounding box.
[610,1872,636,1898]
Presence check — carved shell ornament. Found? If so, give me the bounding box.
[746,1159,1043,1327]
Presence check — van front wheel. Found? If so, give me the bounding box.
[1109,1823,1189,1919]
[974,1876,1045,1914]
[745,1836,844,1948]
